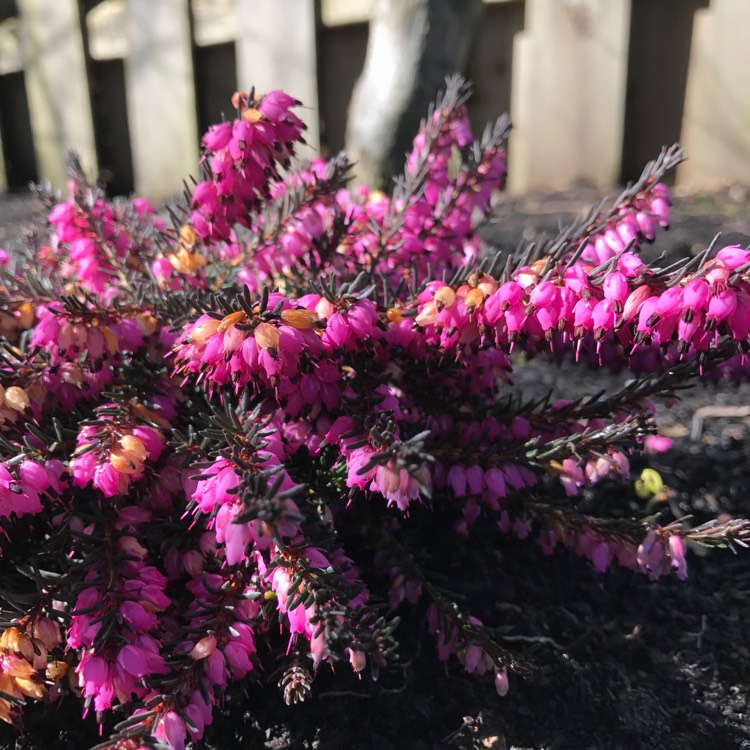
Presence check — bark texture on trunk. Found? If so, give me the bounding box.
[345,0,483,189]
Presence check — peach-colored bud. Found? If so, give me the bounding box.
[455,283,472,299]
[170,248,207,275]
[0,628,24,656]
[231,90,249,110]
[15,672,45,700]
[530,258,548,275]
[188,318,221,346]
[101,326,119,354]
[242,107,264,123]
[4,386,29,412]
[179,223,197,250]
[254,321,280,350]
[60,362,84,387]
[367,190,387,205]
[32,618,61,649]
[386,307,403,324]
[16,633,34,663]
[46,660,69,682]
[515,267,538,289]
[315,298,336,319]
[25,379,46,404]
[464,288,485,313]
[119,434,147,463]
[477,275,499,296]
[415,301,438,327]
[109,450,143,475]
[348,648,366,673]
[280,309,319,330]
[434,286,456,310]
[217,311,247,332]
[0,697,12,724]
[14,302,34,330]
[168,253,190,274]
[136,314,158,337]
[190,635,218,660]
[622,286,653,323]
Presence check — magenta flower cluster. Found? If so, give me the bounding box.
[0,78,746,748]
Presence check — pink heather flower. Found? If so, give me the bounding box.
[716,245,750,270]
[668,534,688,580]
[495,669,509,697]
[120,600,157,632]
[447,465,467,497]
[77,652,116,713]
[706,288,737,327]
[1,81,744,742]
[560,458,585,496]
[117,644,149,678]
[347,647,367,673]
[464,465,483,495]
[602,272,629,311]
[222,641,253,679]
[93,463,120,497]
[683,278,710,314]
[484,467,507,503]
[372,460,425,510]
[729,294,750,340]
[591,541,613,573]
[154,711,187,750]
[635,210,657,240]
[650,196,670,227]
[644,435,674,453]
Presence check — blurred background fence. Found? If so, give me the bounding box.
[0,0,748,199]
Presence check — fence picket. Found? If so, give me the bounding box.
[679,0,750,186]
[0,127,5,193]
[508,0,631,192]
[235,0,320,153]
[16,0,97,191]
[124,0,199,199]
[2,1,750,196]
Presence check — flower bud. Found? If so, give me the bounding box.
[4,386,29,412]
[494,669,509,697]
[254,321,280,350]
[281,308,319,330]
[190,635,218,660]
[434,286,456,310]
[46,660,69,682]
[101,325,119,354]
[217,310,247,332]
[110,450,143,475]
[14,301,34,330]
[188,317,221,346]
[60,362,84,387]
[119,434,147,463]
[348,648,367,673]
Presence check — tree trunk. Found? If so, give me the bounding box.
[345,0,483,189]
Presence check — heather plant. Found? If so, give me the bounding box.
[0,77,747,749]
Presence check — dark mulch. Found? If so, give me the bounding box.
[0,184,749,750]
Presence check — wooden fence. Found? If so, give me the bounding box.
[0,0,748,199]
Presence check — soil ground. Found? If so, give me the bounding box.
[0,184,749,750]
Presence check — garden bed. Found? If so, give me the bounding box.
[0,183,748,750]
